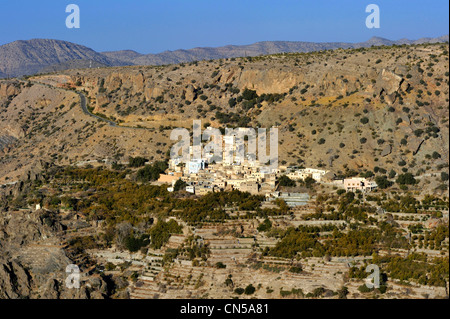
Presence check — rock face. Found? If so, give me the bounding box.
[183,85,197,102]
[104,71,145,94]
[0,81,21,97]
[0,135,17,154]
[381,144,392,157]
[144,86,165,100]
[0,208,114,299]
[0,260,32,298]
[376,69,405,104]
[95,93,110,110]
[237,68,303,95]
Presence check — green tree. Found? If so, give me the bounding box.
[375,176,393,189]
[242,88,258,100]
[174,179,187,191]
[278,175,296,187]
[257,218,272,232]
[396,173,417,185]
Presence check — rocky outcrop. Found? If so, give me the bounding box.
[0,123,25,139]
[236,68,303,95]
[36,98,52,108]
[96,93,110,109]
[376,69,405,104]
[104,71,145,93]
[144,86,165,100]
[0,81,20,98]
[381,144,392,157]
[0,207,117,299]
[183,85,197,102]
[0,260,32,298]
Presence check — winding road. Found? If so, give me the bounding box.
[77,92,117,126]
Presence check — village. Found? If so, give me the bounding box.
[157,135,378,199]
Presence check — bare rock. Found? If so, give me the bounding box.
[184,84,197,102]
[144,86,165,100]
[381,144,392,157]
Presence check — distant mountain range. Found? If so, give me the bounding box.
[0,35,448,78]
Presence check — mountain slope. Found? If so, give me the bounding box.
[1,35,448,78]
[39,59,109,74]
[101,50,143,64]
[131,35,449,65]
[0,39,126,77]
[1,42,448,187]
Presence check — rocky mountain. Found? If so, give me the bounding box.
[1,35,448,78]
[0,39,126,78]
[101,50,144,64]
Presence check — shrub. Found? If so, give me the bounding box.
[234,288,245,295]
[389,170,397,178]
[398,160,407,167]
[278,175,296,187]
[242,88,258,100]
[228,98,237,108]
[360,117,369,124]
[215,262,226,269]
[244,284,256,295]
[124,234,150,252]
[128,156,147,168]
[375,176,393,189]
[289,266,303,273]
[257,218,272,232]
[174,179,187,191]
[396,173,417,185]
[432,151,441,159]
[149,220,182,249]
[358,284,374,293]
[136,161,168,182]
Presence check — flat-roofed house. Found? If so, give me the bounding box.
[238,182,260,194]
[344,178,378,192]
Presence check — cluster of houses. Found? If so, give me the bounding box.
[156,144,378,195]
[160,157,277,195]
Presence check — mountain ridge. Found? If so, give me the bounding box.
[0,35,448,78]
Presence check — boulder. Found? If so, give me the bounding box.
[381,144,392,157]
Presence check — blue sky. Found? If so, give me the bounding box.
[0,0,448,53]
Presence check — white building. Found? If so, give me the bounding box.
[187,159,206,174]
[286,168,328,182]
[344,178,378,192]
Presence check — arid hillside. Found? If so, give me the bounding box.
[0,42,449,300]
[1,42,449,193]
